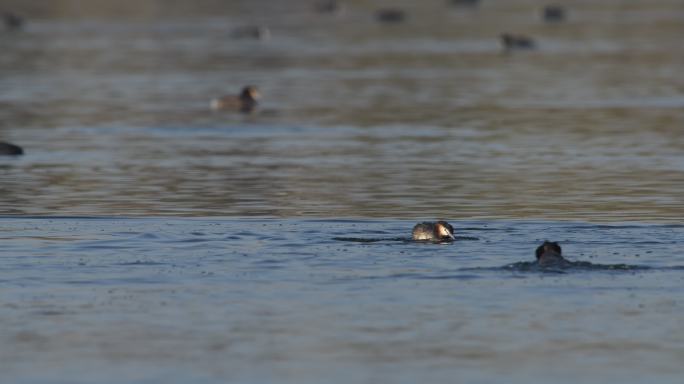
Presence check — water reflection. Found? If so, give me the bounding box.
[1,1,684,220]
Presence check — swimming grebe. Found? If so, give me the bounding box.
[535,241,571,267]
[412,221,455,241]
[0,141,23,155]
[500,33,536,51]
[211,86,261,113]
[542,5,566,22]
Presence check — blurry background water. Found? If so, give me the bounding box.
[2,0,684,383]
[1,0,684,219]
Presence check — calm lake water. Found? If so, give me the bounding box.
[1,0,684,382]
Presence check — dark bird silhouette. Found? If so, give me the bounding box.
[211,86,261,113]
[535,241,571,268]
[0,141,24,156]
[542,5,566,22]
[500,33,536,51]
[375,8,406,23]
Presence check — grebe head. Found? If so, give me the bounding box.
[435,221,455,240]
[240,86,261,102]
[535,241,562,260]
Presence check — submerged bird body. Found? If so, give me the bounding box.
[211,86,260,113]
[0,141,23,156]
[535,241,570,268]
[412,221,455,241]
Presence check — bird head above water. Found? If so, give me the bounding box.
[536,241,561,259]
[239,86,261,103]
[535,241,569,267]
[412,221,455,241]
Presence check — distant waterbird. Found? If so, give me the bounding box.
[375,8,406,23]
[500,33,536,51]
[211,86,261,113]
[542,5,566,22]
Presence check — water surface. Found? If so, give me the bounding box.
[2,217,684,383]
[2,1,684,383]
[1,0,684,219]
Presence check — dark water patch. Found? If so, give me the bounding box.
[173,238,216,243]
[64,276,169,285]
[116,261,168,266]
[499,261,652,273]
[459,227,505,231]
[2,217,684,383]
[332,236,407,243]
[135,233,160,240]
[76,243,139,250]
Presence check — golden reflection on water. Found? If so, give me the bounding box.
[1,0,684,220]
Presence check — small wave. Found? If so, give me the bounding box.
[332,237,401,243]
[116,260,168,266]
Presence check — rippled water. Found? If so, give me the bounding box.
[2,1,684,382]
[2,217,684,383]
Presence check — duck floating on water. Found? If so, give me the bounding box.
[211,86,261,113]
[412,221,455,241]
